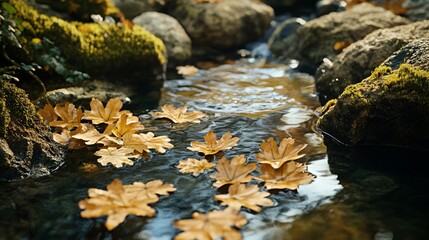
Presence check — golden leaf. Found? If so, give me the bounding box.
[254,162,315,190]
[173,208,247,240]
[256,137,307,169]
[333,41,353,52]
[72,124,120,147]
[214,183,273,212]
[177,158,216,177]
[79,179,157,231]
[94,147,139,168]
[151,104,206,124]
[123,180,177,204]
[53,129,87,150]
[38,103,58,125]
[83,98,130,125]
[210,155,256,188]
[176,65,199,77]
[49,103,83,129]
[130,132,174,154]
[187,130,239,155]
[112,114,145,138]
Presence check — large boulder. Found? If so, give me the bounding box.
[382,39,429,71]
[166,0,274,49]
[271,3,409,67]
[315,20,429,104]
[111,0,166,19]
[133,11,192,62]
[0,81,64,181]
[317,64,429,149]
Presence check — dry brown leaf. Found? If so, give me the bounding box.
[173,208,247,240]
[79,179,161,231]
[53,129,87,150]
[130,132,174,154]
[177,158,216,176]
[112,114,145,138]
[256,137,307,169]
[254,162,315,190]
[187,130,239,155]
[123,180,177,204]
[72,124,120,147]
[49,103,83,129]
[38,103,58,125]
[214,183,273,212]
[176,65,199,77]
[210,155,257,188]
[94,147,139,168]
[83,98,130,125]
[151,104,206,124]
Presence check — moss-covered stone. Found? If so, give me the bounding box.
[8,0,166,76]
[317,64,429,149]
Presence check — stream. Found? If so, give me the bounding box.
[0,60,428,239]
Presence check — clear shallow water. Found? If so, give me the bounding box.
[1,61,427,239]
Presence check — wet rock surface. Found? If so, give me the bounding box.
[382,39,429,71]
[111,0,166,19]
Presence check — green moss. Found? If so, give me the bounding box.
[8,0,166,75]
[0,98,10,137]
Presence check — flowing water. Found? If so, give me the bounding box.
[0,60,428,239]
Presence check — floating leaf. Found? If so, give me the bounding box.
[53,128,87,150]
[72,124,120,147]
[176,65,199,77]
[256,137,307,169]
[131,132,174,154]
[38,103,58,125]
[151,104,206,124]
[49,103,83,129]
[123,180,176,204]
[94,147,139,168]
[83,98,130,125]
[210,155,256,188]
[177,158,216,177]
[188,130,239,156]
[254,162,315,190]
[173,208,247,240]
[112,114,145,138]
[214,183,273,212]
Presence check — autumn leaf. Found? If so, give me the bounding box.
[188,130,239,156]
[72,124,120,147]
[214,183,273,212]
[53,129,87,150]
[83,98,130,125]
[79,179,157,231]
[176,65,199,77]
[173,208,247,240]
[333,41,353,52]
[254,162,315,190]
[210,155,257,188]
[130,132,174,154]
[177,158,216,176]
[123,180,176,204]
[94,147,139,168]
[38,103,58,125]
[49,103,83,129]
[112,114,145,138]
[256,137,307,169]
[151,104,206,124]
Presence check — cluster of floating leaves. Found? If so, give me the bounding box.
[39,98,315,238]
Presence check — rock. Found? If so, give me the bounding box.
[133,11,192,62]
[271,3,409,67]
[404,0,429,21]
[316,0,346,16]
[0,81,64,181]
[111,0,166,19]
[315,20,429,104]
[317,64,429,149]
[382,39,429,71]
[262,0,298,7]
[166,0,274,49]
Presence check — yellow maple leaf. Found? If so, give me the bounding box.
[49,103,83,129]
[123,180,177,204]
[94,147,139,168]
[38,103,58,125]
[256,137,307,169]
[254,162,315,190]
[72,124,120,147]
[210,155,256,188]
[177,158,216,176]
[176,65,199,77]
[187,130,239,156]
[173,208,247,240]
[112,114,145,138]
[214,183,273,212]
[83,98,130,125]
[151,104,206,124]
[131,132,174,154]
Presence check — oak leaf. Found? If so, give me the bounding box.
[151,104,206,124]
[210,155,256,188]
[254,162,315,190]
[176,65,199,77]
[130,132,174,154]
[188,130,239,155]
[53,129,87,150]
[72,124,120,147]
[79,179,156,231]
[173,208,247,240]
[256,137,307,169]
[123,180,177,204]
[38,103,58,125]
[83,98,130,124]
[94,147,139,168]
[112,114,145,138]
[177,158,216,176]
[49,103,83,129]
[214,183,273,212]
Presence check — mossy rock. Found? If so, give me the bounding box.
[8,0,166,77]
[0,80,64,181]
[317,64,429,149]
